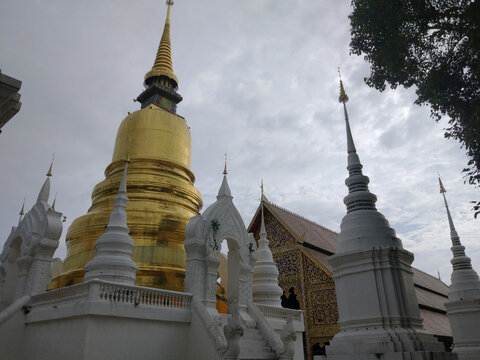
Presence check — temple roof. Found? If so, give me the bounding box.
[248,200,337,254]
[412,267,449,297]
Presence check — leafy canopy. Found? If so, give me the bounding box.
[349,0,480,216]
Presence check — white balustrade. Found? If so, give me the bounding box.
[255,303,302,322]
[30,282,90,307]
[97,282,192,309]
[30,280,192,310]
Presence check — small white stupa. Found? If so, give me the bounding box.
[84,161,138,284]
[440,177,480,360]
[252,182,283,306]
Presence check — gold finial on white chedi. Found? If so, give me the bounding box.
[46,153,55,177]
[338,67,349,104]
[223,153,228,175]
[438,175,446,194]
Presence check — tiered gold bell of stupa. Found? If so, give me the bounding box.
[48,2,202,291]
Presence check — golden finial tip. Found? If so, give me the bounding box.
[46,153,55,177]
[19,198,25,216]
[338,68,349,103]
[261,179,265,202]
[438,176,446,193]
[223,153,228,175]
[52,193,57,210]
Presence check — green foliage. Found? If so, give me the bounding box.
[349,0,480,217]
[211,219,220,233]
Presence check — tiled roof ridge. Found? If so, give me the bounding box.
[265,199,338,236]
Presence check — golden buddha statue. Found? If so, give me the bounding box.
[48,1,202,291]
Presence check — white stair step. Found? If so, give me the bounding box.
[239,327,277,360]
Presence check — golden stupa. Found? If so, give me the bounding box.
[48,2,202,291]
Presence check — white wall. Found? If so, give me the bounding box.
[1,300,191,360]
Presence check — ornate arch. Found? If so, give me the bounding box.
[184,175,256,314]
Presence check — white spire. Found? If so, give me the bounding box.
[338,80,377,215]
[252,202,282,307]
[439,176,480,358]
[84,162,138,284]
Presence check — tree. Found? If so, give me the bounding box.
[349,0,480,217]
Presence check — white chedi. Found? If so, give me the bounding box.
[325,80,453,359]
[84,162,138,285]
[440,178,480,360]
[252,204,283,307]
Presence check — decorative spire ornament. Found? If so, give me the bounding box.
[46,153,55,177]
[52,193,57,211]
[18,196,25,225]
[338,67,349,104]
[223,153,228,175]
[260,179,264,202]
[439,176,480,359]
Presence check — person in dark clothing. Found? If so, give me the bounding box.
[281,287,301,310]
[287,287,300,310]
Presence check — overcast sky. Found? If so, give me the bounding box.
[1,0,478,283]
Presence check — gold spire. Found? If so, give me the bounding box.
[144,0,178,87]
[19,197,25,216]
[261,179,265,202]
[223,153,228,175]
[52,192,57,210]
[439,175,446,193]
[18,196,26,225]
[46,153,55,177]
[338,67,349,103]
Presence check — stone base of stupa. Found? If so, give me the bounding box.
[324,327,457,360]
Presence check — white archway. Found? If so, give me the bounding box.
[184,175,256,314]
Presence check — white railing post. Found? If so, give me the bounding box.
[87,281,100,302]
